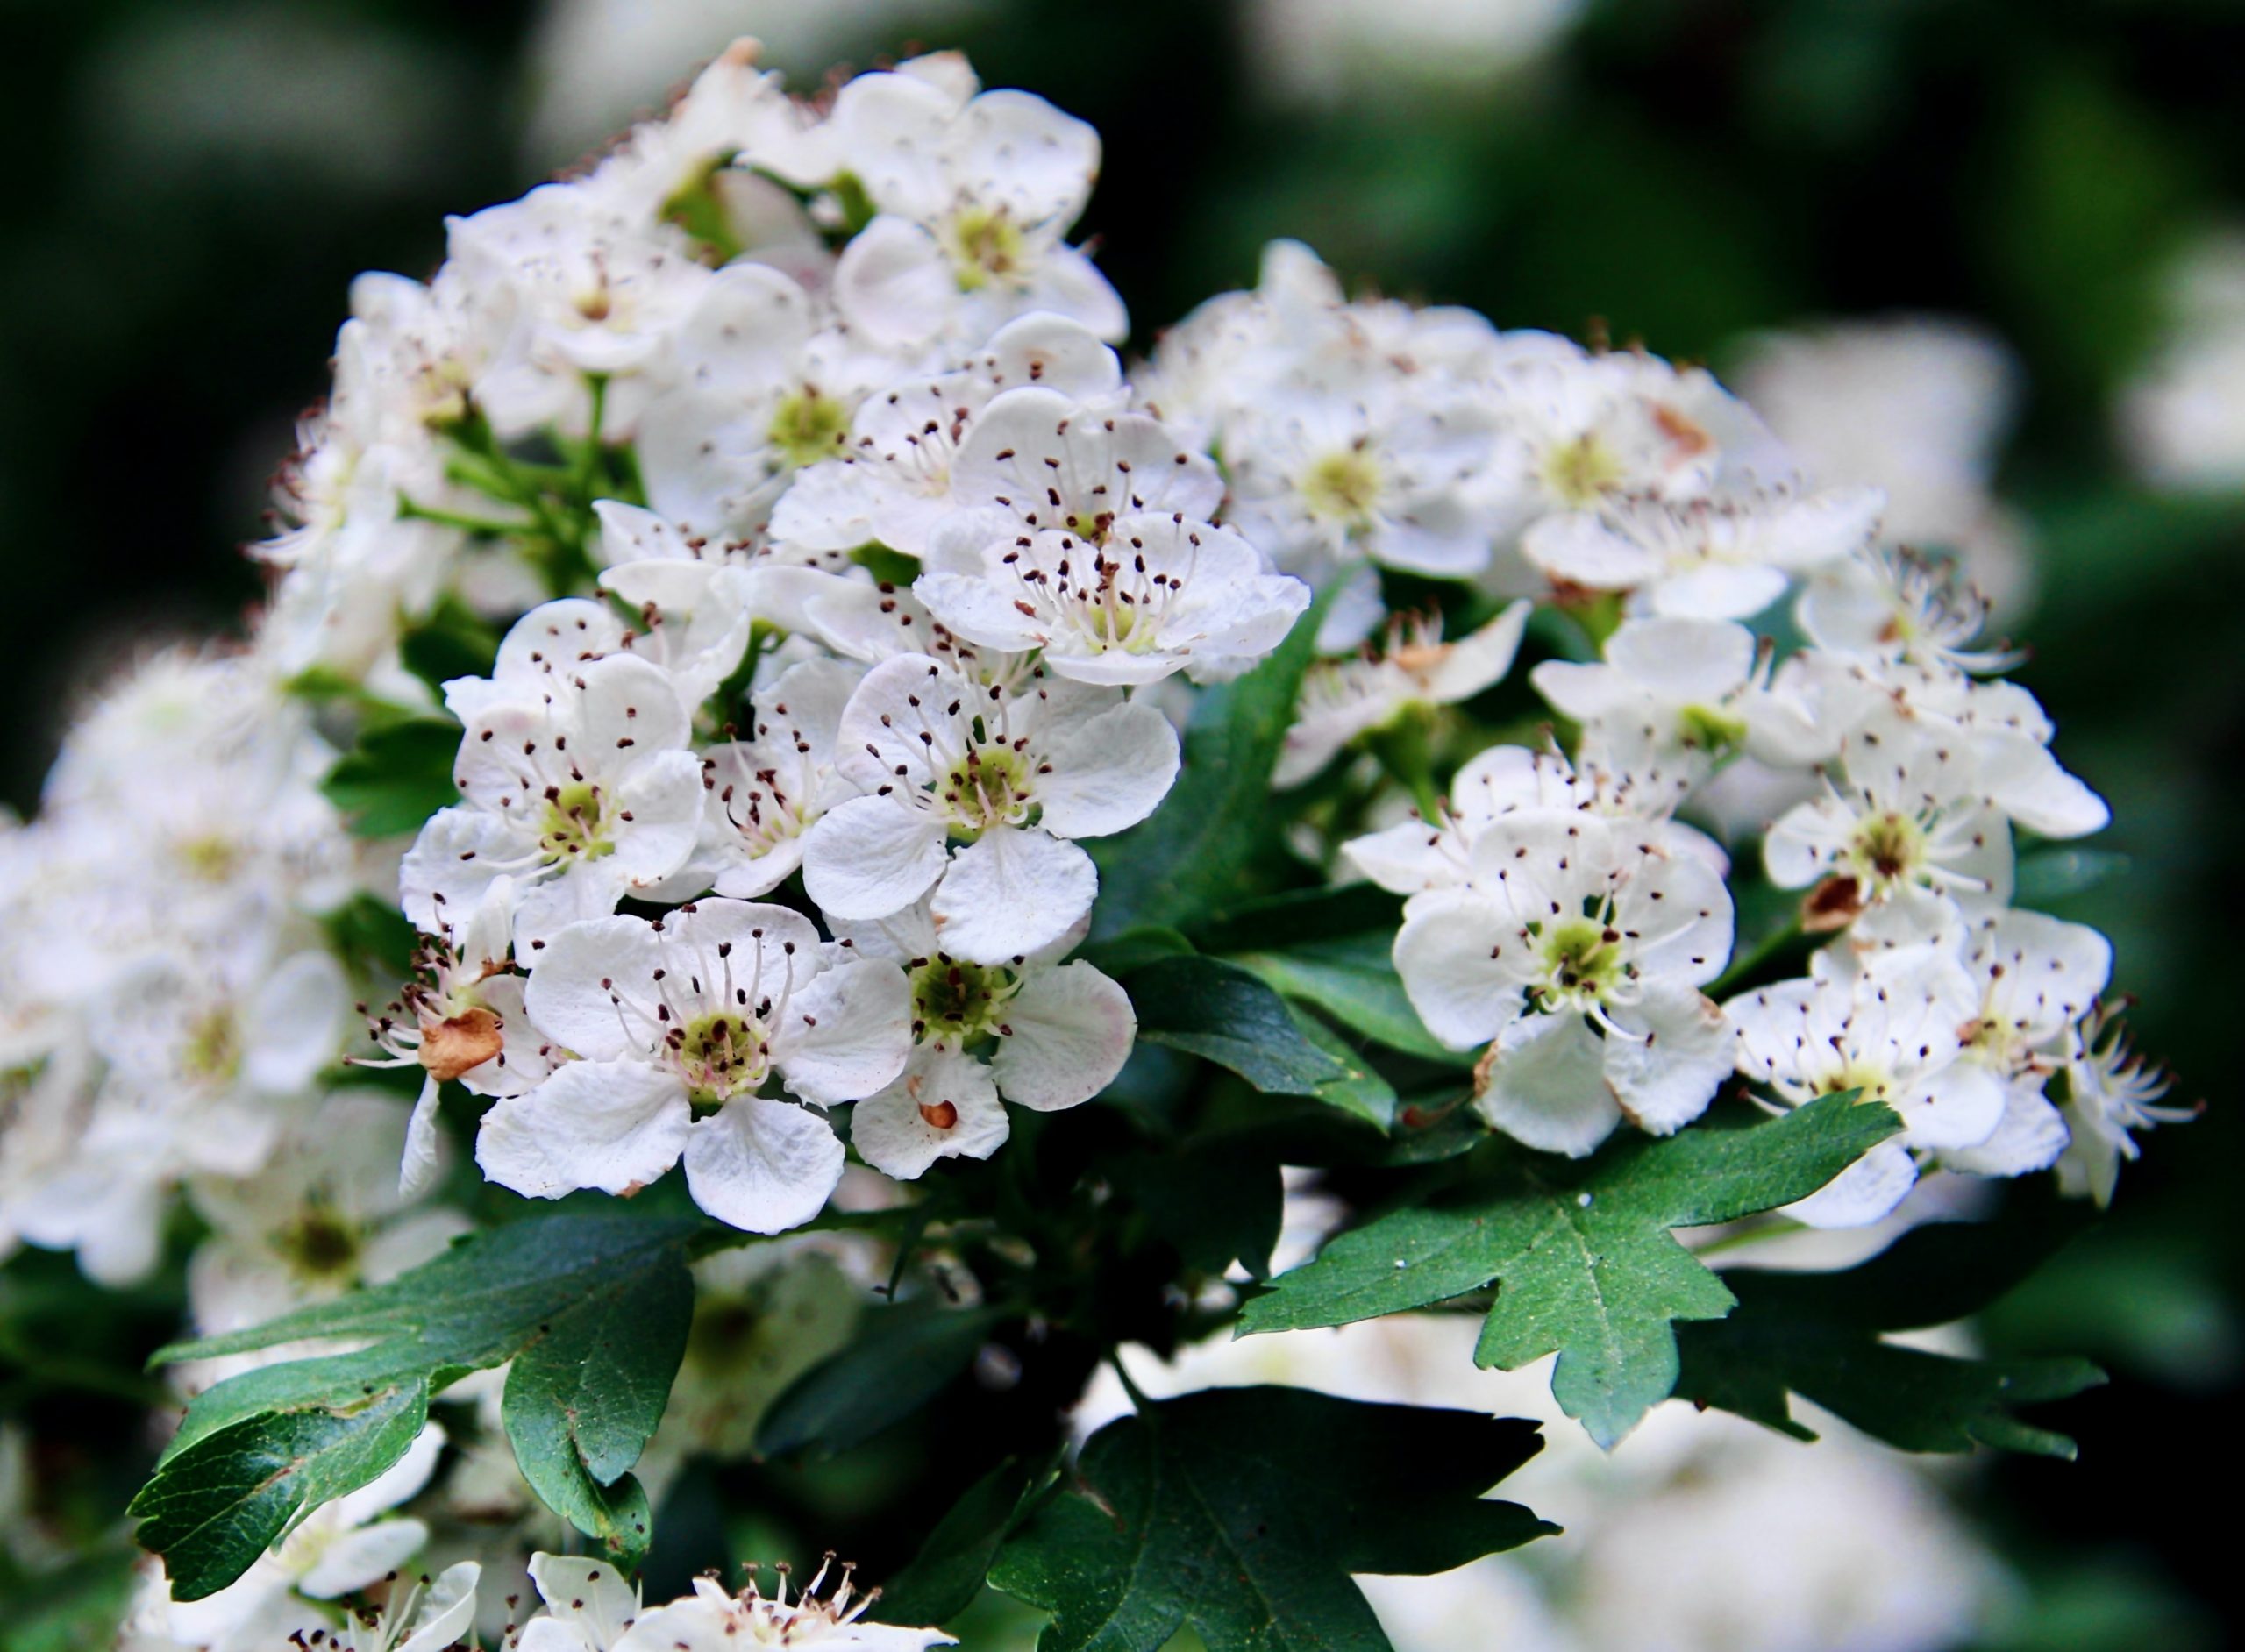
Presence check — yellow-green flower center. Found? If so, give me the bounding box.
[909,956,1020,1045]
[1677,702,1749,756]
[184,1008,241,1083]
[944,204,1027,291]
[539,780,615,863]
[274,1203,361,1282]
[1535,916,1627,1006]
[768,388,852,468]
[1543,433,1626,508]
[675,1008,773,1107]
[1301,449,1383,527]
[1845,811,1925,888]
[940,744,1036,838]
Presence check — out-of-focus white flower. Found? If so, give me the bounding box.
[1735,316,2035,615]
[2119,228,2245,493]
[157,1424,450,1652]
[1239,0,1589,106]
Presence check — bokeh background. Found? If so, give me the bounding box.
[2,1,2240,1646]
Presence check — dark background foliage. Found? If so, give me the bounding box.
[1,1,2239,1645]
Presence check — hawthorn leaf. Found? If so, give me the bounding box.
[755,1302,1007,1461]
[990,1387,1556,1652]
[1676,1193,2106,1456]
[1239,1095,1903,1446]
[875,1455,1047,1627]
[133,1211,702,1591]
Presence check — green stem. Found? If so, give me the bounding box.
[1707,915,1805,999]
[397,498,529,538]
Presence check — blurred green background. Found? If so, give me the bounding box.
[1,0,2238,1644]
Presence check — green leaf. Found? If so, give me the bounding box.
[134,1212,702,1593]
[501,1246,691,1570]
[1233,934,1465,1065]
[397,595,501,696]
[1190,884,1405,953]
[1287,1004,1399,1129]
[1127,955,1347,1097]
[876,1455,1047,1627]
[128,1387,428,1601]
[1090,598,1326,936]
[1675,1196,2106,1456]
[1239,1095,1904,1447]
[989,1387,1556,1652]
[754,1302,1006,1462]
[320,717,461,838]
[1112,1144,1286,1278]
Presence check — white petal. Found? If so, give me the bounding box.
[1648,562,1790,621]
[1893,1060,2010,1150]
[1602,616,1757,703]
[1393,890,1527,1050]
[850,1049,1010,1180]
[243,951,349,1095]
[522,915,663,1060]
[1942,1083,2070,1177]
[1522,513,1664,589]
[681,1097,845,1234]
[833,216,956,347]
[1974,733,2110,838]
[777,957,914,1106]
[989,960,1136,1110]
[1036,701,1181,837]
[957,89,1101,225]
[395,1561,484,1652]
[1785,1139,1919,1228]
[297,1519,427,1599]
[610,750,706,889]
[399,1074,445,1202]
[801,794,951,920]
[529,1554,641,1645]
[1423,602,1532,702]
[474,1061,690,1199]
[928,829,1096,965]
[1603,985,1731,1135]
[1473,1013,1623,1158]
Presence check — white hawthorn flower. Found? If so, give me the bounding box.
[516,1553,643,1651]
[159,1424,449,1651]
[479,901,910,1234]
[771,312,1124,559]
[1275,602,1531,787]
[1530,616,1824,812]
[629,266,912,537]
[1342,742,1726,898]
[448,182,716,438]
[800,653,1179,963]
[1793,544,2019,676]
[917,509,1309,686]
[1726,948,2009,1227]
[1935,907,2113,1180]
[614,1555,954,1651]
[2055,1004,2192,1207]
[690,657,863,900]
[323,1562,482,1652]
[184,1089,471,1353]
[819,67,1125,348]
[831,898,1136,1178]
[1392,808,1735,1156]
[1488,345,1797,519]
[402,650,703,959]
[1763,703,2106,923]
[356,879,557,1199]
[1521,484,1884,619]
[1222,383,1514,580]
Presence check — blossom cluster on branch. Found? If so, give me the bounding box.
[0,33,2192,1652]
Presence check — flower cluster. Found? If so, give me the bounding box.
[123,1548,947,1651]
